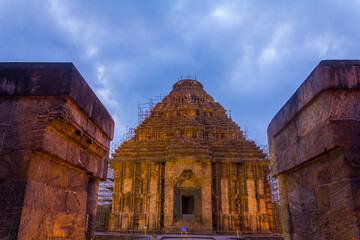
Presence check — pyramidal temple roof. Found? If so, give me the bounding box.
[112,79,267,162]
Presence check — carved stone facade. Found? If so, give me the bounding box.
[110,79,279,234]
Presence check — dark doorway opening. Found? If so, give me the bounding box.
[182,195,194,214]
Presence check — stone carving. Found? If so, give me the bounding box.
[175,169,201,188]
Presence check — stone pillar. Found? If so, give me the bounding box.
[201,160,212,232]
[148,162,160,231]
[86,178,100,239]
[163,162,174,230]
[268,60,360,240]
[149,177,158,230]
[0,63,114,240]
[247,179,258,231]
[220,179,229,230]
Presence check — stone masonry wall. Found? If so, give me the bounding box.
[268,60,360,240]
[0,63,114,240]
[211,162,275,233]
[108,161,164,232]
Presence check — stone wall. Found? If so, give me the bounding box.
[0,63,114,240]
[108,158,213,234]
[268,60,360,240]
[211,162,275,233]
[109,159,277,234]
[109,161,165,232]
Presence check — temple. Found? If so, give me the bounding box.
[109,79,280,234]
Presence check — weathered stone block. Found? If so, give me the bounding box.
[330,179,355,211]
[268,60,360,239]
[310,211,330,239]
[328,211,360,240]
[0,63,114,240]
[315,185,330,212]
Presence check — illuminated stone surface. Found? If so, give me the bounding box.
[110,79,278,234]
[268,60,360,240]
[0,63,114,240]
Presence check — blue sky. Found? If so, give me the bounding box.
[1,0,359,147]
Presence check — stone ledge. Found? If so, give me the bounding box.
[268,60,360,175]
[0,62,114,139]
[268,60,360,138]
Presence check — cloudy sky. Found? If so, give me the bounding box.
[1,0,359,147]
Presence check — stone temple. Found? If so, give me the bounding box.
[109,79,280,234]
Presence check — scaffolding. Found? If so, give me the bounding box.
[137,95,163,125]
[267,168,282,232]
[178,73,197,81]
[258,142,281,232]
[96,165,114,231]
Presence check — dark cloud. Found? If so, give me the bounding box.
[0,0,359,145]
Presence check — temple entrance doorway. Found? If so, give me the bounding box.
[182,195,194,214]
[173,170,202,223]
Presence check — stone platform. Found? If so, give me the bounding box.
[95,232,284,240]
